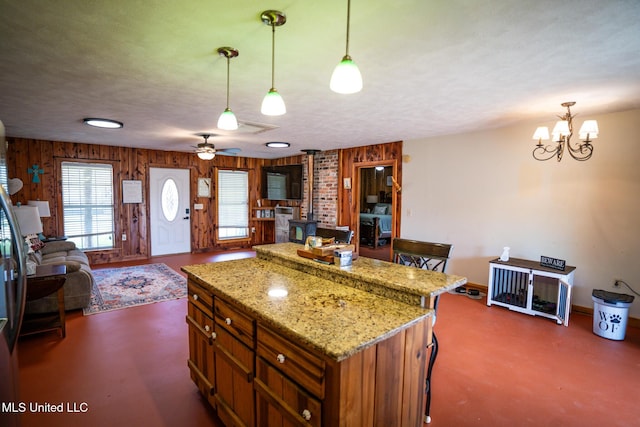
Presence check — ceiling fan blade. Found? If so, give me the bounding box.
[216,148,241,155]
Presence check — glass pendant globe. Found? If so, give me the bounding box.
[330,56,362,94]
[261,88,286,116]
[217,108,238,130]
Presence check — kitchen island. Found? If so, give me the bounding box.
[182,243,466,427]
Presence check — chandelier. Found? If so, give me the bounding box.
[532,102,599,162]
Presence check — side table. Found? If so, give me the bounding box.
[21,264,67,338]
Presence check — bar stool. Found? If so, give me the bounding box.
[392,238,453,424]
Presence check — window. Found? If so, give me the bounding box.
[217,169,248,240]
[61,162,115,250]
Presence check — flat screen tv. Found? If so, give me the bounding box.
[261,164,303,200]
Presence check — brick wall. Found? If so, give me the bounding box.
[301,150,338,227]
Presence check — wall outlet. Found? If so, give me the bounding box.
[251,227,256,233]
[122,233,127,241]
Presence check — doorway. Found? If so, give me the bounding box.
[355,162,397,261]
[149,168,191,256]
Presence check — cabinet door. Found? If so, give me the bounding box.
[488,263,531,310]
[531,272,573,326]
[186,302,216,406]
[255,357,321,427]
[215,324,255,427]
[556,279,572,326]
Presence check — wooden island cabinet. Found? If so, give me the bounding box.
[183,243,466,427]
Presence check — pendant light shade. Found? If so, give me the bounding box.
[261,10,287,116]
[330,55,362,94]
[217,47,239,130]
[331,0,362,94]
[217,108,238,130]
[261,88,286,116]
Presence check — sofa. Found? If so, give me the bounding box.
[25,240,94,313]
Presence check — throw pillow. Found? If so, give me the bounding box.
[373,205,387,215]
[26,234,45,252]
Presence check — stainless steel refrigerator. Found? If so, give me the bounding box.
[0,120,27,427]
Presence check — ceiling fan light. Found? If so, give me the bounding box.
[197,151,215,160]
[217,108,238,130]
[330,56,362,94]
[261,88,286,116]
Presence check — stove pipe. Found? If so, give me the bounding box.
[301,149,320,220]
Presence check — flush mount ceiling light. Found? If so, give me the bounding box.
[217,47,239,131]
[265,142,290,148]
[83,118,123,129]
[261,10,287,116]
[330,0,362,94]
[532,102,599,162]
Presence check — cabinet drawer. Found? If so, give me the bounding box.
[257,325,325,399]
[188,281,213,315]
[255,357,322,427]
[186,302,215,343]
[215,298,255,348]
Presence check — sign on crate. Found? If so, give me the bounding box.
[540,255,566,271]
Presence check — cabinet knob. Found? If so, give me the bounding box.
[276,353,285,364]
[301,409,311,421]
[204,325,210,332]
[192,294,198,301]
[225,317,232,326]
[211,331,217,340]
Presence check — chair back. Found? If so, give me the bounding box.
[392,238,452,272]
[315,227,354,244]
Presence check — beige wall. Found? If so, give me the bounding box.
[402,109,640,318]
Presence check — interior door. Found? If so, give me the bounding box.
[150,168,191,256]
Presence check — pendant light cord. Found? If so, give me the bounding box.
[225,56,230,109]
[345,0,351,57]
[270,23,276,89]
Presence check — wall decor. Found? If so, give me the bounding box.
[197,177,211,198]
[28,164,44,183]
[122,180,143,203]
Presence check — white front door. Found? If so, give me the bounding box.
[150,168,191,256]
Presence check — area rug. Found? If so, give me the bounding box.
[83,263,187,315]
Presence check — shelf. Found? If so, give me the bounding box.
[252,217,275,222]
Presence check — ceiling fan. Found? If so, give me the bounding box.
[193,134,241,160]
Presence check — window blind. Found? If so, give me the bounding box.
[61,162,115,250]
[217,170,248,239]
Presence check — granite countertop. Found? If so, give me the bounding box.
[182,258,431,362]
[254,243,467,307]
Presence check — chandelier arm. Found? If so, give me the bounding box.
[532,141,564,162]
[567,141,593,161]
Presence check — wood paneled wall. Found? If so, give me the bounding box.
[338,141,403,245]
[6,137,303,264]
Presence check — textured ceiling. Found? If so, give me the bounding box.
[1,0,639,159]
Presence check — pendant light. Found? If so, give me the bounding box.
[330,0,362,94]
[217,47,239,130]
[261,10,286,116]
